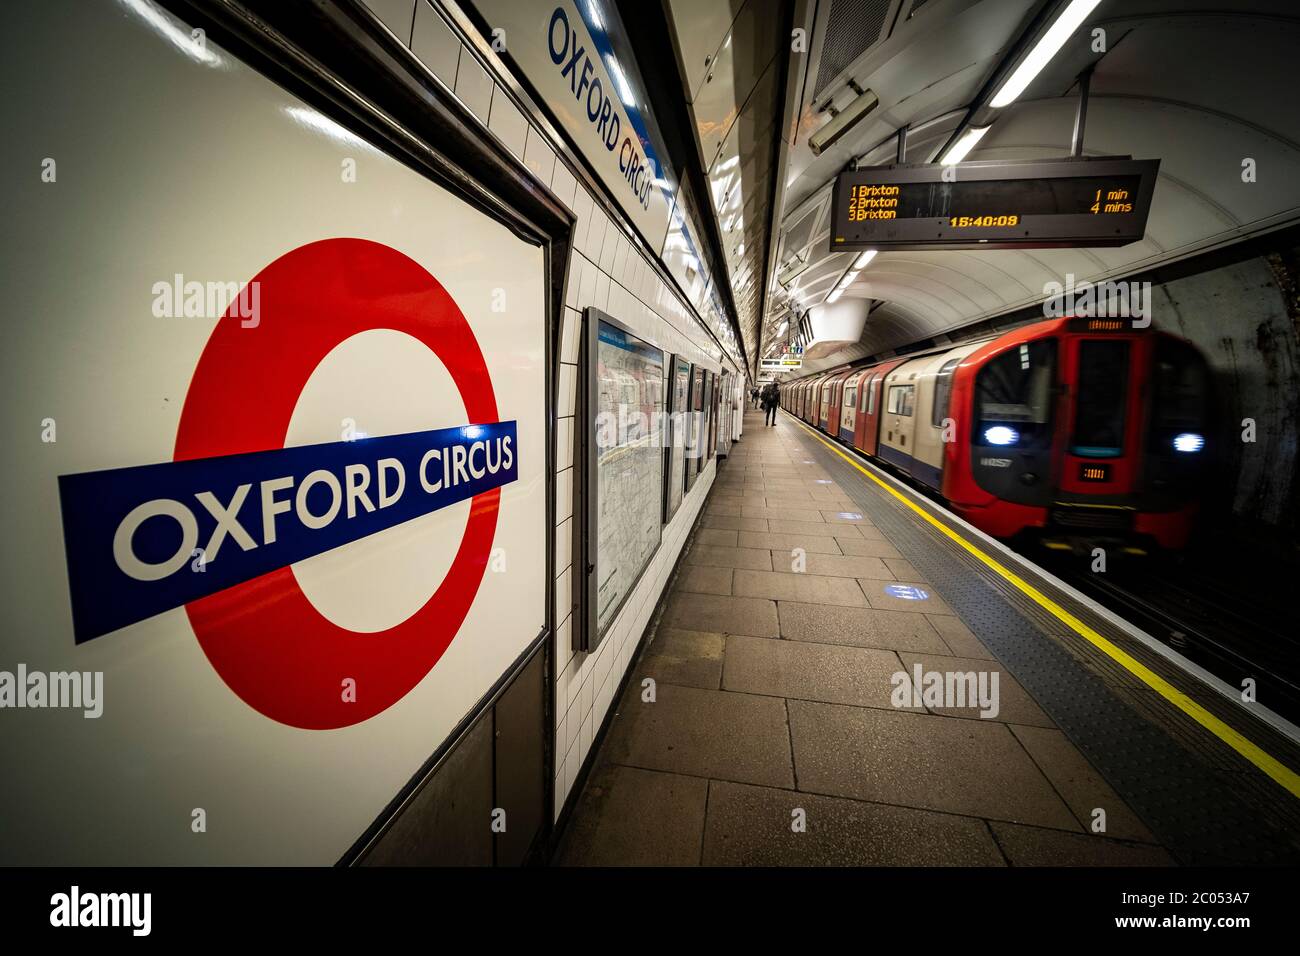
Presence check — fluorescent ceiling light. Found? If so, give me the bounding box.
[778,320,789,336]
[940,125,990,165]
[853,250,877,269]
[990,0,1103,108]
[809,87,880,156]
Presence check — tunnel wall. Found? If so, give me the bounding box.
[1151,247,1300,539]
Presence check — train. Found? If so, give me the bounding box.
[781,316,1212,551]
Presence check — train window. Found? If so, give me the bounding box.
[865,375,877,413]
[974,339,1056,426]
[931,357,961,427]
[1071,340,1130,457]
[887,384,915,416]
[844,385,857,408]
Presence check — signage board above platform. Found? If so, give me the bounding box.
[830,157,1160,251]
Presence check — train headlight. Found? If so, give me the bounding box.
[983,425,1019,446]
[1172,432,1204,453]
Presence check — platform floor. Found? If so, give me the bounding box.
[554,408,1179,865]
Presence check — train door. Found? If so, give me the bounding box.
[820,372,848,431]
[839,371,865,441]
[853,370,877,452]
[853,361,898,454]
[910,352,967,491]
[804,376,820,423]
[879,363,920,470]
[1055,332,1144,497]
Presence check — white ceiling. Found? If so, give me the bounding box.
[754,0,1300,374]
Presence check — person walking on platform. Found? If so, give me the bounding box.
[750,386,761,409]
[762,381,780,426]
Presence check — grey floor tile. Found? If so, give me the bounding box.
[778,602,951,654]
[675,565,733,596]
[685,545,773,571]
[722,634,911,709]
[787,701,1078,829]
[696,528,739,547]
[702,781,1006,866]
[662,592,780,637]
[706,499,742,516]
[733,569,868,606]
[1009,725,1159,843]
[895,652,1055,727]
[640,628,726,689]
[990,822,1175,866]
[835,535,902,557]
[799,552,895,579]
[883,558,922,580]
[742,505,827,521]
[736,531,843,554]
[701,515,769,532]
[556,764,707,866]
[766,519,844,537]
[927,614,996,660]
[604,684,794,788]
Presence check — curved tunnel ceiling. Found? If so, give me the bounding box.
[761,0,1300,375]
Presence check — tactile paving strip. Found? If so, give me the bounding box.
[791,421,1300,866]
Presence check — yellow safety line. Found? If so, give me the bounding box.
[785,413,1300,799]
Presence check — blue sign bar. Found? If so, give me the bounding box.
[58,422,518,643]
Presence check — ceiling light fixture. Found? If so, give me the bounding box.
[990,0,1103,108]
[940,125,990,165]
[809,84,880,156]
[853,249,878,269]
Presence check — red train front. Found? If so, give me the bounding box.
[943,317,1211,550]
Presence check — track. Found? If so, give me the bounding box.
[1038,550,1300,726]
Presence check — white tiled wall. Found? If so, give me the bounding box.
[369,0,737,820]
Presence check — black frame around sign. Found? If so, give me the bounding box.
[830,156,1161,251]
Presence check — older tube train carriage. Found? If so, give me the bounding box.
[782,317,1211,551]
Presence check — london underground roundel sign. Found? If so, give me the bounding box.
[58,239,518,729]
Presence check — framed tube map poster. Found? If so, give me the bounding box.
[588,310,664,641]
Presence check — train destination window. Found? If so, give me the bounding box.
[887,384,915,416]
[1071,339,1130,458]
[974,339,1056,428]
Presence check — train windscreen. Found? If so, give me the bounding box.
[1072,340,1130,458]
[974,340,1055,427]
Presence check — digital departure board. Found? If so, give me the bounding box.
[830,157,1160,251]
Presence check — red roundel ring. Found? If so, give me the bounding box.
[174,238,501,730]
